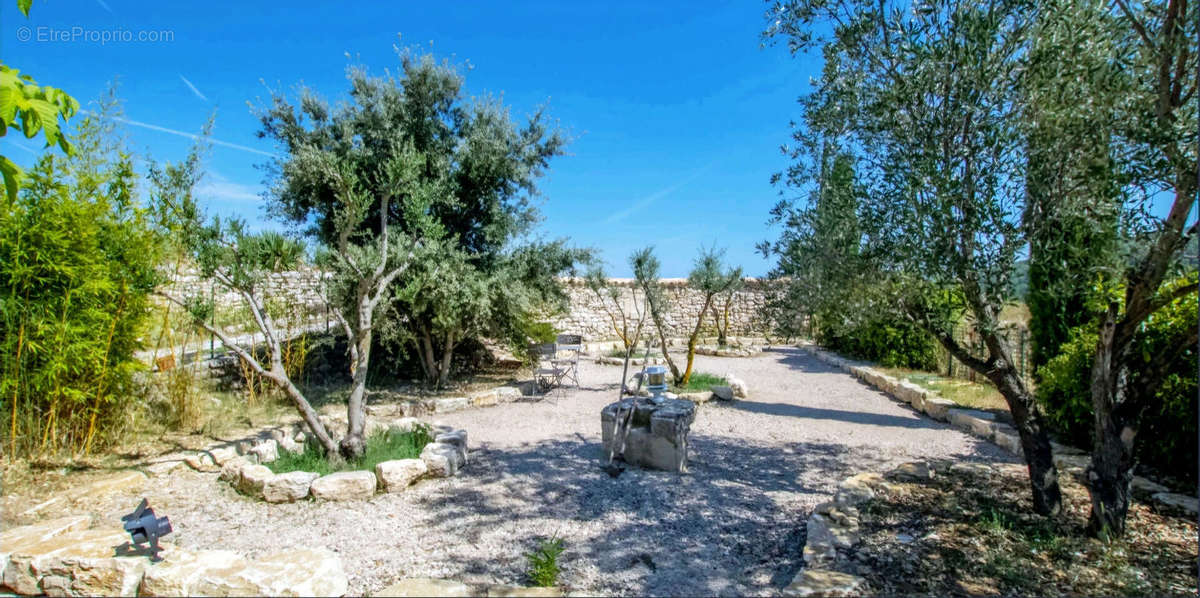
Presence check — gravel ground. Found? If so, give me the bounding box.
[44,347,1017,596]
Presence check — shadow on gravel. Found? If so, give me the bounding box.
[770,347,849,374]
[409,432,1006,596]
[718,400,940,431]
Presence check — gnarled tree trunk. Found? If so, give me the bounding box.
[340,326,372,460]
[924,315,1063,517]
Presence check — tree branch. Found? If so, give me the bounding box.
[155,291,276,382]
[1113,0,1158,52]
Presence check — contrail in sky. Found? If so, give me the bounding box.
[603,161,716,225]
[79,111,275,157]
[179,75,210,102]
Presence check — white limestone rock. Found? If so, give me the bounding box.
[379,578,472,597]
[262,471,319,503]
[785,569,866,597]
[421,442,465,478]
[310,471,376,501]
[723,373,749,398]
[248,439,279,464]
[891,461,934,482]
[236,464,276,499]
[922,397,956,421]
[138,548,248,597]
[376,459,429,492]
[3,528,146,596]
[219,457,252,483]
[434,429,469,464]
[1152,492,1199,514]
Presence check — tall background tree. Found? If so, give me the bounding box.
[767,0,1198,535]
[1065,0,1197,537]
[631,247,683,383]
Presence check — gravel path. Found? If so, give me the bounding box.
[64,347,1017,596]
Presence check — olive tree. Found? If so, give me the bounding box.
[767,0,1065,515]
[630,247,684,383]
[584,263,644,353]
[682,247,742,384]
[151,140,343,457]
[260,50,583,391]
[711,274,745,347]
[1044,0,1198,537]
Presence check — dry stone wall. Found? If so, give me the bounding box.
[158,266,329,314]
[547,278,772,342]
[159,269,774,343]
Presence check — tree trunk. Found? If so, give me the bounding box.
[653,314,681,383]
[436,331,456,389]
[340,328,372,460]
[1086,405,1136,538]
[682,296,715,385]
[988,364,1063,517]
[924,317,1064,517]
[712,304,727,347]
[271,368,340,457]
[720,295,733,346]
[1084,306,1138,538]
[419,329,439,386]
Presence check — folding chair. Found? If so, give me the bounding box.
[529,342,568,401]
[554,334,583,388]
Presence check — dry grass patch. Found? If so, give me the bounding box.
[847,462,1198,596]
[882,367,1010,416]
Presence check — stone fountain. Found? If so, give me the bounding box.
[601,365,697,472]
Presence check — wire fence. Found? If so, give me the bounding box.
[940,325,1033,387]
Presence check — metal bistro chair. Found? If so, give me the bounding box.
[554,334,583,388]
[529,342,568,401]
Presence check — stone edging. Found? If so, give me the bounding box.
[217,421,470,503]
[797,342,1199,515]
[784,460,972,597]
[0,516,348,596]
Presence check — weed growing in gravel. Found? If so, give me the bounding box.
[978,506,1014,532]
[268,424,433,475]
[525,536,565,587]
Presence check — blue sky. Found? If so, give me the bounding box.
[2,1,817,276]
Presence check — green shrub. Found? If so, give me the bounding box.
[1038,280,1197,483]
[525,536,564,587]
[268,424,434,476]
[819,314,940,370]
[0,112,160,458]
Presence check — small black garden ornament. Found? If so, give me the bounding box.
[120,498,172,562]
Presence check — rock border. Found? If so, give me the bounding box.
[214,422,470,503]
[784,460,941,597]
[0,516,348,597]
[693,345,764,358]
[796,342,1198,515]
[141,379,524,481]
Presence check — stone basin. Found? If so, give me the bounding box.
[601,397,696,472]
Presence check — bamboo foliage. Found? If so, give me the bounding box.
[0,102,161,459]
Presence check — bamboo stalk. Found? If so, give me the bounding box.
[43,287,73,453]
[10,318,26,459]
[82,284,126,455]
